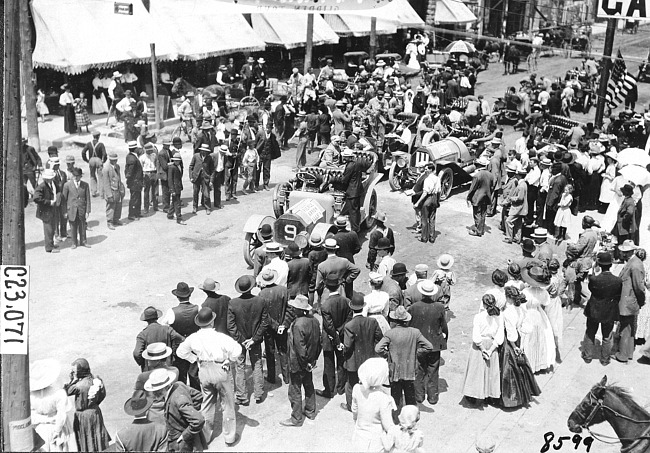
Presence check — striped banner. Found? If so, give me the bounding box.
[606,49,638,108]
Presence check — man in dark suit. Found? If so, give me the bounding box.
[225,129,241,201]
[50,157,68,241]
[408,280,448,404]
[545,162,567,230]
[381,263,408,310]
[168,154,185,224]
[337,150,370,233]
[583,252,622,365]
[125,141,144,220]
[199,278,230,335]
[62,167,91,249]
[189,144,215,214]
[286,242,311,298]
[257,269,290,385]
[315,238,361,303]
[333,217,361,264]
[317,275,352,399]
[33,169,60,253]
[240,56,255,96]
[115,390,168,452]
[342,292,383,411]
[467,156,494,236]
[157,138,173,213]
[159,283,200,390]
[227,275,270,404]
[133,306,184,372]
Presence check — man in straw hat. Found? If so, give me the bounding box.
[583,252,622,366]
[366,212,395,271]
[467,154,494,237]
[503,166,528,244]
[176,307,242,445]
[257,268,290,385]
[307,232,328,304]
[33,168,61,253]
[408,280,447,405]
[280,295,321,426]
[376,306,433,414]
[159,283,200,390]
[115,390,168,452]
[404,264,430,307]
[316,238,361,303]
[342,292,383,412]
[101,151,124,230]
[189,144,215,215]
[260,242,289,287]
[144,368,206,451]
[228,275,269,405]
[317,274,352,399]
[133,307,184,372]
[81,130,106,197]
[199,278,230,335]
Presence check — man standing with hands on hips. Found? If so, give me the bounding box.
[413,162,441,243]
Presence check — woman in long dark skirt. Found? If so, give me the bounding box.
[59,84,76,134]
[499,286,541,408]
[64,358,111,452]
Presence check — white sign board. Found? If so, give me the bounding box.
[597,0,647,19]
[1,266,30,355]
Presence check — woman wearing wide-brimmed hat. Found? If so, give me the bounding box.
[64,358,111,451]
[30,359,75,452]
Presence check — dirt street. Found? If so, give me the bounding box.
[24,29,650,452]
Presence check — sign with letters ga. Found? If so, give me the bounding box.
[1,265,30,355]
[597,0,647,19]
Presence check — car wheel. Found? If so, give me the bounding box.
[243,232,260,268]
[273,183,288,218]
[438,167,454,201]
[388,162,402,191]
[364,190,377,230]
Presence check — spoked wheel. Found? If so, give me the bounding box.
[364,190,377,230]
[243,232,261,268]
[272,183,289,218]
[438,167,454,201]
[388,162,402,191]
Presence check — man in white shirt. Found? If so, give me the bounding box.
[260,242,289,286]
[414,162,441,243]
[178,93,197,130]
[514,131,528,157]
[524,158,541,224]
[376,237,396,278]
[536,157,552,226]
[139,143,159,213]
[115,90,136,113]
[176,307,242,446]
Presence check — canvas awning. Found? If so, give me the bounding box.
[434,0,478,24]
[31,0,178,74]
[251,13,339,49]
[323,14,398,37]
[151,0,266,59]
[375,0,425,28]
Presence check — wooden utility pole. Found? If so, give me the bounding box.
[304,14,314,74]
[2,0,33,449]
[150,43,162,129]
[19,0,41,152]
[594,18,617,128]
[369,17,377,59]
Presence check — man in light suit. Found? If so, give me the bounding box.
[101,151,123,230]
[467,156,494,237]
[315,239,361,305]
[504,168,528,244]
[33,169,60,253]
[62,167,91,248]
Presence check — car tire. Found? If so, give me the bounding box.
[438,167,454,201]
[388,162,402,191]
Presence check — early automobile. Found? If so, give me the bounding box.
[242,150,381,266]
[388,137,477,199]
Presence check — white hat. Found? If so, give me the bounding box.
[42,169,56,179]
[144,368,178,392]
[369,272,383,284]
[437,254,454,270]
[127,140,138,149]
[288,294,312,311]
[112,70,123,78]
[30,359,61,391]
[417,280,439,297]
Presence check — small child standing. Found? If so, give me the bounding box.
[554,184,574,242]
[432,254,456,318]
[381,405,424,453]
[241,140,259,194]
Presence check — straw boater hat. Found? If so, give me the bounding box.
[42,169,56,180]
[124,390,153,417]
[288,294,312,311]
[171,282,194,298]
[369,272,383,285]
[417,280,439,297]
[308,232,323,247]
[265,242,283,254]
[530,227,550,240]
[335,216,348,228]
[521,265,550,287]
[141,342,172,361]
[437,254,454,270]
[324,238,339,250]
[144,368,178,392]
[30,359,61,392]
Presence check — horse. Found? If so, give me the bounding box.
[568,375,650,453]
[170,77,197,99]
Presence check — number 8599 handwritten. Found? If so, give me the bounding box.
[540,432,593,452]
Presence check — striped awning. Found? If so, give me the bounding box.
[434,0,478,24]
[251,13,339,49]
[323,14,398,38]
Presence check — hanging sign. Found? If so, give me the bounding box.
[597,0,647,19]
[114,2,134,15]
[223,0,394,12]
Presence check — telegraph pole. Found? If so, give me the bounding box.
[150,43,162,129]
[20,0,41,152]
[594,18,617,128]
[369,17,378,59]
[304,14,314,74]
[2,0,33,449]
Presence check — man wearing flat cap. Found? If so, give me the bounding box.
[115,390,168,452]
[62,167,91,249]
[133,307,184,372]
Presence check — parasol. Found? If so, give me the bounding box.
[616,148,650,169]
[619,165,650,187]
[444,40,476,54]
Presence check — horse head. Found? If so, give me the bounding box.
[567,375,608,433]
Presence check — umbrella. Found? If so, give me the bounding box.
[617,148,650,169]
[620,165,650,187]
[444,40,476,54]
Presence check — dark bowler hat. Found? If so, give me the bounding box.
[286,242,301,257]
[596,252,613,267]
[552,150,564,162]
[71,167,83,177]
[391,263,408,276]
[521,238,536,254]
[562,152,575,165]
[324,273,340,288]
[376,237,391,250]
[124,390,153,417]
[235,275,256,293]
[172,282,194,298]
[172,137,183,146]
[348,292,365,310]
[259,224,273,240]
[140,306,163,322]
[195,307,216,327]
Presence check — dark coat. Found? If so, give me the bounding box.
[316,255,361,298]
[189,153,214,183]
[308,248,328,294]
[125,152,144,189]
[467,169,494,206]
[163,382,206,447]
[157,146,171,181]
[381,276,405,311]
[258,284,288,331]
[288,314,322,373]
[33,181,58,221]
[586,271,623,322]
[614,196,637,236]
[62,180,91,221]
[367,227,395,255]
[115,418,168,452]
[287,257,311,298]
[375,325,433,381]
[321,293,352,351]
[227,294,269,344]
[619,255,646,316]
[53,168,67,193]
[133,322,184,369]
[333,230,362,264]
[408,298,448,351]
[343,315,382,372]
[201,292,231,335]
[168,164,183,194]
[340,160,368,199]
[546,174,567,208]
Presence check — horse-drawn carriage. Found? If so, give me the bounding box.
[242,150,381,266]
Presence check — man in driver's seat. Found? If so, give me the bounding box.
[318,136,343,168]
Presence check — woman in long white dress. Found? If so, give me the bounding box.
[91,74,109,115]
[363,273,391,334]
[545,259,564,361]
[602,172,627,232]
[520,266,556,373]
[598,152,617,214]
